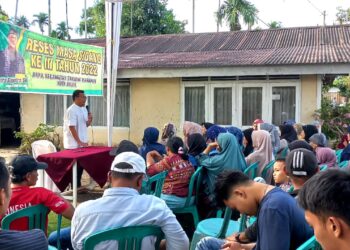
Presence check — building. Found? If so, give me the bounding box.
[15,25,350,146]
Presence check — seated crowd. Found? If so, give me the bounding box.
[0,119,350,250]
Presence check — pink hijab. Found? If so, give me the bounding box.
[316,147,337,168]
[245,130,273,177]
[183,121,202,146]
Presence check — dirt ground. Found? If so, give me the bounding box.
[0,147,104,204]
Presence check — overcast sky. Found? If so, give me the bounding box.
[0,0,349,38]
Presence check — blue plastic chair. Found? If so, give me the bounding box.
[297,236,323,250]
[172,167,202,228]
[190,207,246,250]
[261,160,275,180]
[335,149,343,163]
[83,225,164,250]
[320,165,328,171]
[244,162,259,180]
[339,160,349,169]
[140,171,168,197]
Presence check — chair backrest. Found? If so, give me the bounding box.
[217,207,232,238]
[335,149,343,163]
[297,236,323,250]
[1,204,49,231]
[32,140,57,159]
[182,167,203,207]
[261,160,275,180]
[320,165,328,171]
[83,225,164,250]
[339,160,349,169]
[244,162,259,180]
[141,171,168,197]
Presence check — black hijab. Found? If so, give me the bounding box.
[243,128,254,157]
[302,125,319,143]
[109,140,139,156]
[188,133,207,157]
[279,124,298,143]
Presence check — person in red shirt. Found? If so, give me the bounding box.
[147,136,194,209]
[5,155,74,250]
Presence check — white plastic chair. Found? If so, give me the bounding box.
[31,140,60,193]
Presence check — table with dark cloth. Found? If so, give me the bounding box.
[37,146,114,192]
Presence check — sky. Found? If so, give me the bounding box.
[0,0,349,38]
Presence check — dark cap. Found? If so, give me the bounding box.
[110,140,139,156]
[288,140,313,152]
[10,155,47,176]
[286,149,318,177]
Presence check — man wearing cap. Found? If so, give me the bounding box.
[2,155,74,250]
[71,152,189,250]
[0,159,48,250]
[285,148,319,198]
[0,28,25,77]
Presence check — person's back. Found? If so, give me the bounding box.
[72,152,189,250]
[256,188,313,250]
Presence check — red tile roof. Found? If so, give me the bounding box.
[73,25,350,69]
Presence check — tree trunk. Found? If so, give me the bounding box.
[48,0,51,36]
[66,0,69,40]
[15,0,19,20]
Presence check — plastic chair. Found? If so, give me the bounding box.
[2,204,62,250]
[141,171,168,197]
[172,167,202,228]
[261,160,275,180]
[335,149,343,163]
[83,225,164,250]
[190,207,246,250]
[339,160,349,169]
[244,162,259,180]
[32,140,60,193]
[320,165,328,171]
[297,236,323,250]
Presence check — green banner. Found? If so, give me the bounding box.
[0,21,104,96]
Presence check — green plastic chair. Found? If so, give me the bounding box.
[339,160,349,169]
[244,162,259,180]
[297,236,323,250]
[190,207,246,250]
[320,165,328,171]
[261,160,275,180]
[172,167,202,228]
[83,225,164,250]
[141,171,168,197]
[1,204,62,250]
[335,149,343,163]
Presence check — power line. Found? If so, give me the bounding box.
[305,0,323,15]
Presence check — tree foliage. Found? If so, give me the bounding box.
[11,15,31,29]
[336,6,350,25]
[0,5,9,21]
[55,21,71,40]
[216,0,258,31]
[32,12,49,34]
[268,21,282,29]
[78,0,185,37]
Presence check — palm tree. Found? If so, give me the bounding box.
[48,0,51,36]
[216,0,258,31]
[268,21,282,29]
[0,5,9,21]
[14,15,30,29]
[55,21,71,40]
[65,0,70,40]
[32,13,49,34]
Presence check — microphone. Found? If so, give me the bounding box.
[86,105,90,113]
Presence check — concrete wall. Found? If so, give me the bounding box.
[21,94,45,132]
[300,75,318,123]
[129,78,181,143]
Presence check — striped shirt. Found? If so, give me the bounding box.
[0,229,48,250]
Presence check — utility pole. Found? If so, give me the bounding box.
[323,10,326,26]
[192,0,195,33]
[14,0,19,21]
[66,0,70,39]
[48,0,51,36]
[84,0,87,38]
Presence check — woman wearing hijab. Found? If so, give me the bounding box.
[279,124,298,143]
[226,126,244,146]
[246,130,273,182]
[147,136,194,209]
[294,123,304,140]
[309,133,337,168]
[259,123,280,155]
[206,125,227,143]
[243,128,254,157]
[201,122,214,138]
[183,121,202,146]
[139,127,166,160]
[187,133,207,169]
[252,119,264,130]
[199,133,247,207]
[161,123,177,145]
[301,124,319,143]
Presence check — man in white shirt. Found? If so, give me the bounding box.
[63,89,92,187]
[71,152,189,250]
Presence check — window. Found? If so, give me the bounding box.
[272,86,296,125]
[46,82,130,127]
[184,87,205,124]
[46,95,64,126]
[242,87,263,126]
[214,88,232,125]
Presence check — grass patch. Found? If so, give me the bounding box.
[48,212,71,235]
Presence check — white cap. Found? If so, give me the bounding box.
[110,152,146,174]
